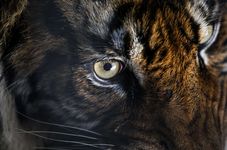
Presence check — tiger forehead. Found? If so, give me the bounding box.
[109,5,197,56]
[111,27,143,59]
[57,0,216,37]
[57,0,218,59]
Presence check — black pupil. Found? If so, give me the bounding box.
[103,63,112,71]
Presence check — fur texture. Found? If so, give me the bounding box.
[0,0,227,150]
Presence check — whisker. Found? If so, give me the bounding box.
[18,129,103,149]
[34,147,72,150]
[16,111,102,136]
[93,143,115,147]
[5,79,24,90]
[17,129,115,148]
[17,130,98,140]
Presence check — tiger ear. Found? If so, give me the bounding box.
[0,0,27,49]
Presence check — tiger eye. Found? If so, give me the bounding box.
[199,25,213,44]
[93,60,122,80]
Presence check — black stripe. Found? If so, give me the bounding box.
[144,44,160,64]
[108,2,135,33]
[157,48,168,62]
[140,1,167,64]
[222,57,227,64]
[143,19,164,64]
[163,0,200,45]
[123,32,132,59]
[224,39,227,46]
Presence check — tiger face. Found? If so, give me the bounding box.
[1,0,227,149]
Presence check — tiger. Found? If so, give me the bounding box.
[0,0,227,150]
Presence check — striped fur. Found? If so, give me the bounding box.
[0,0,226,150]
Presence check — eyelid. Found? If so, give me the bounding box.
[95,56,126,63]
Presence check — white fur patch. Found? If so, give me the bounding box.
[129,26,144,59]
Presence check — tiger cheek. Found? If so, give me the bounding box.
[73,66,126,112]
[0,0,226,149]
